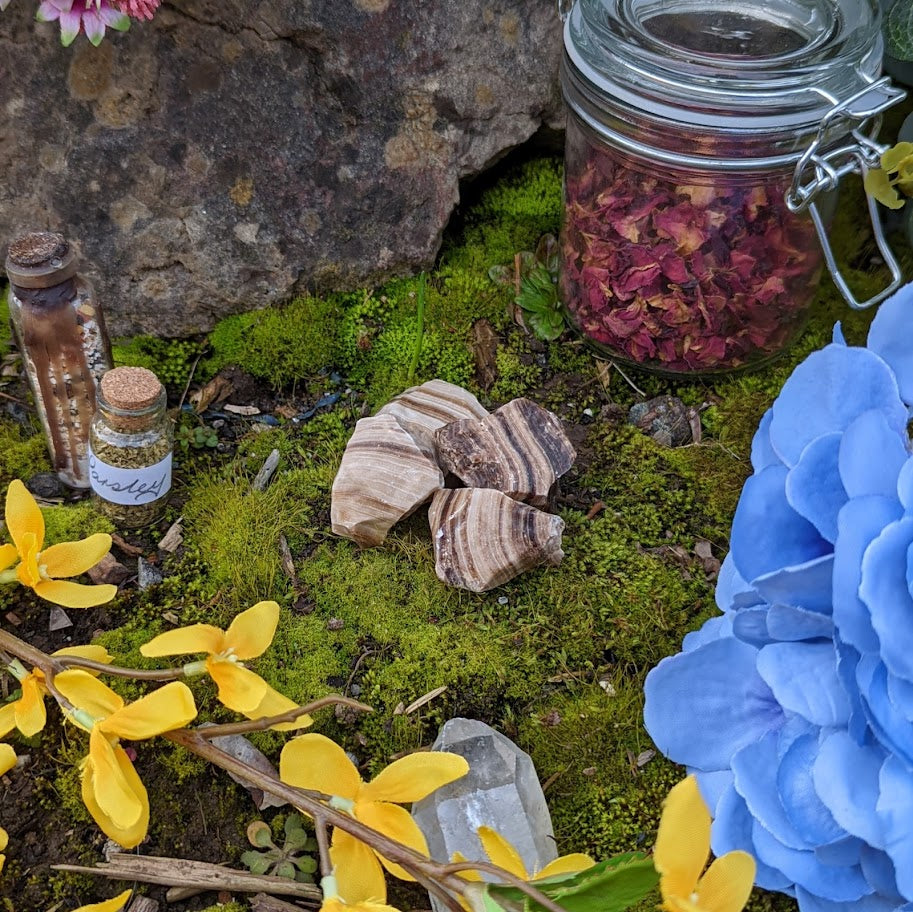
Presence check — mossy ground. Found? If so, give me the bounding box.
[1,133,910,912]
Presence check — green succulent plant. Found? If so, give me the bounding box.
[240,814,319,882]
[489,234,565,342]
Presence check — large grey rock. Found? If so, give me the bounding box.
[412,718,557,884]
[0,0,563,337]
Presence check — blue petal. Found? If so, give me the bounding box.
[877,755,913,899]
[833,322,847,345]
[833,496,903,655]
[730,466,831,583]
[769,344,908,467]
[867,282,913,408]
[732,608,773,647]
[712,782,795,891]
[752,821,872,901]
[751,408,783,472]
[857,655,913,768]
[898,458,913,513]
[860,517,913,683]
[786,433,847,543]
[767,604,834,641]
[839,409,909,498]
[695,769,733,815]
[860,845,902,902]
[835,638,870,744]
[752,554,834,615]
[732,731,807,849]
[778,733,845,846]
[681,613,733,652]
[795,886,903,912]
[756,641,850,727]
[815,835,862,866]
[813,730,886,849]
[715,552,762,612]
[887,671,913,723]
[643,637,784,769]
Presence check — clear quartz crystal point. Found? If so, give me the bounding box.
[412,717,557,908]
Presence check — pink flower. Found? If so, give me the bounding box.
[112,0,159,19]
[36,0,131,45]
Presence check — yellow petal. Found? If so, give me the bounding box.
[359,751,469,804]
[100,682,197,740]
[452,850,483,882]
[81,742,149,849]
[279,733,361,800]
[140,623,226,658]
[331,828,388,903]
[655,776,711,902]
[5,479,44,553]
[0,742,16,775]
[864,168,905,210]
[535,854,596,880]
[87,728,145,830]
[0,825,7,851]
[0,543,17,573]
[882,142,913,172]
[16,532,41,588]
[356,801,428,882]
[33,579,117,608]
[0,703,18,738]
[70,889,133,912]
[15,675,47,737]
[223,600,280,660]
[41,534,113,579]
[56,670,124,720]
[207,660,270,714]
[695,851,756,912]
[53,644,113,667]
[476,826,528,879]
[244,683,312,731]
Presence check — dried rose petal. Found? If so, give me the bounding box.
[560,131,822,373]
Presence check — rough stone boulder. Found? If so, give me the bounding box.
[0,0,563,337]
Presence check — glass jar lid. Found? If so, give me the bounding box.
[564,0,883,134]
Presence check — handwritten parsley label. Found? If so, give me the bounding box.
[88,449,172,506]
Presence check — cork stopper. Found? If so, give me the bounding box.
[6,231,78,288]
[100,367,163,411]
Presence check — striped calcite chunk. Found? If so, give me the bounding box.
[433,398,576,508]
[331,414,444,547]
[377,379,489,457]
[429,488,565,592]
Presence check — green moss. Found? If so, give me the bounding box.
[112,335,207,391]
[203,294,343,389]
[41,501,114,543]
[0,421,50,488]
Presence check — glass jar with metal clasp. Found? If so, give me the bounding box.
[558,0,906,375]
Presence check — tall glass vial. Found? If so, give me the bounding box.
[89,367,173,528]
[559,0,903,375]
[6,232,113,486]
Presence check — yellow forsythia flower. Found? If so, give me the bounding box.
[140,601,310,729]
[654,776,755,912]
[69,890,132,912]
[280,733,468,903]
[56,670,197,849]
[0,646,112,739]
[0,480,117,608]
[0,825,7,875]
[455,825,594,882]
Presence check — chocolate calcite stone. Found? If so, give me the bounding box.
[377,379,489,457]
[0,0,563,337]
[429,488,565,592]
[331,414,443,547]
[434,397,576,507]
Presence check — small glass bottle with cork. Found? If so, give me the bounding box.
[89,367,173,528]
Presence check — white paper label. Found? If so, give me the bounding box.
[88,448,172,506]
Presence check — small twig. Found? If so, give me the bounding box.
[176,347,206,413]
[53,656,186,681]
[607,358,647,398]
[442,861,568,912]
[0,390,24,404]
[314,816,332,879]
[192,695,373,739]
[252,449,281,492]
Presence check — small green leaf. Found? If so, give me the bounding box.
[284,828,310,851]
[247,820,275,849]
[487,854,659,912]
[275,860,298,880]
[888,0,913,61]
[463,883,519,912]
[488,264,515,286]
[241,851,272,876]
[295,871,316,883]
[294,855,318,874]
[284,813,306,837]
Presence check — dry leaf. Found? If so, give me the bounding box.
[208,732,287,810]
[471,319,499,391]
[190,373,235,413]
[224,404,261,416]
[158,519,184,553]
[404,685,447,715]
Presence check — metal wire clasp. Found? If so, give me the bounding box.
[786,77,907,310]
[557,0,574,22]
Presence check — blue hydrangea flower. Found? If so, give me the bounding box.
[644,283,913,912]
